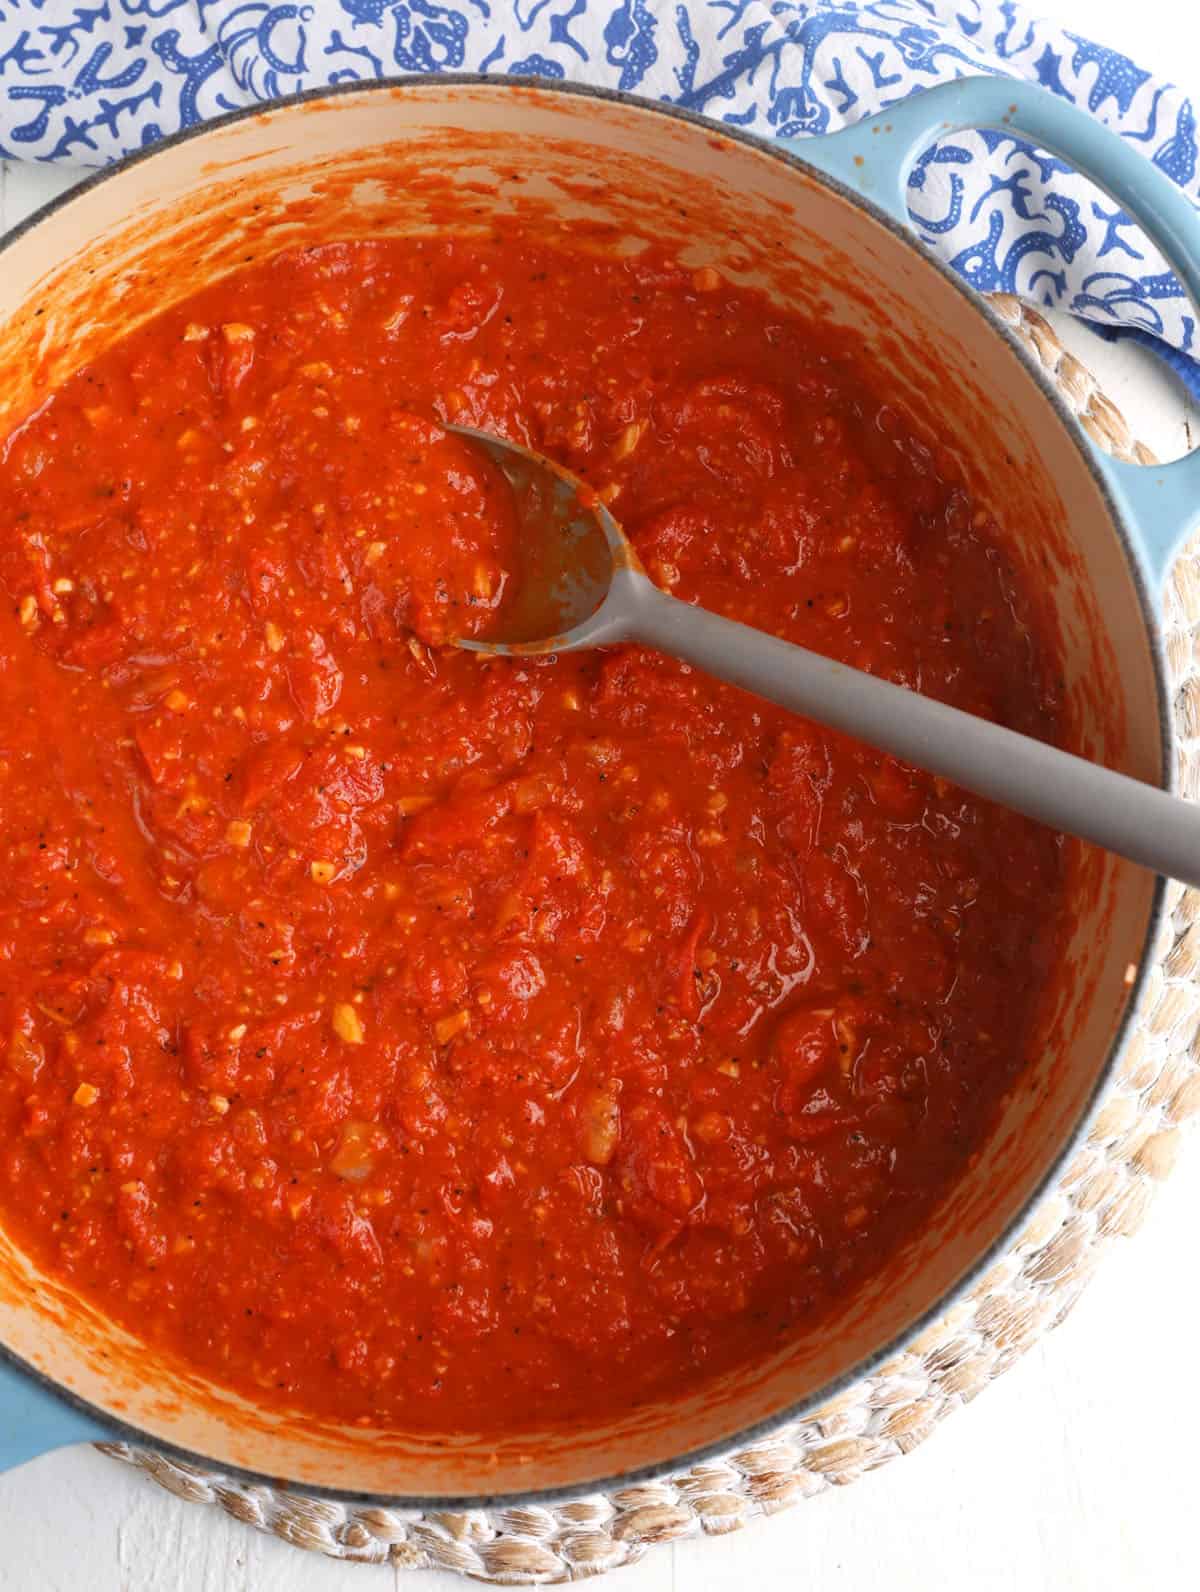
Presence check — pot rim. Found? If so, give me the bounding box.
[0,73,1171,1511]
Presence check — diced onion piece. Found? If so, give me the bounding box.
[612,420,645,461]
[434,1009,470,1046]
[581,1090,620,1165]
[332,1003,365,1045]
[331,1121,379,1181]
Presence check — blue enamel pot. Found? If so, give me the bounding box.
[0,76,1197,1505]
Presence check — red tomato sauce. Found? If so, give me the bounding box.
[0,233,1067,1431]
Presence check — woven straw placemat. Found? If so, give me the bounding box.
[96,297,1200,1577]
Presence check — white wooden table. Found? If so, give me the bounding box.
[2,3,1199,1586]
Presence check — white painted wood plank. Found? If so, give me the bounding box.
[674,1142,1200,1592]
[0,160,79,231]
[1038,307,1199,465]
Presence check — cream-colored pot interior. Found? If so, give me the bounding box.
[0,82,1164,1501]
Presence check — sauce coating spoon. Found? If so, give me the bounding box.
[450,423,1200,889]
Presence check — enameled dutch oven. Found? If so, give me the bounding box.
[1,76,1199,1504]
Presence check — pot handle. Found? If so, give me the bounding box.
[787,78,1200,589]
[0,1354,111,1473]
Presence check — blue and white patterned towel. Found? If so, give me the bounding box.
[1,2,1198,388]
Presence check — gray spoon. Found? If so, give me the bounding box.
[450,423,1200,888]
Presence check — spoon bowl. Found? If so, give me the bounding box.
[448,425,625,651]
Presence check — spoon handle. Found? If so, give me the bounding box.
[623,574,1195,886]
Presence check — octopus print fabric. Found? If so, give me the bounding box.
[0,2,1197,381]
